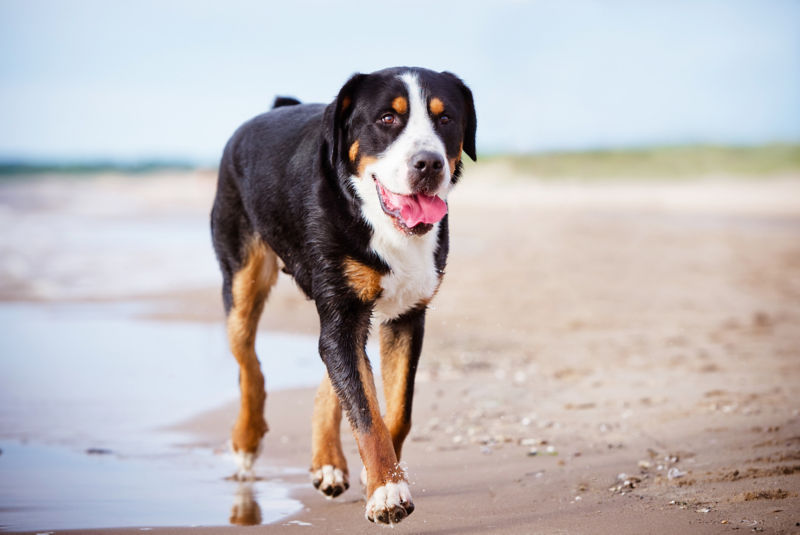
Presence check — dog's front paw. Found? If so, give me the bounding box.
[311,465,349,498]
[365,481,414,524]
[232,449,258,480]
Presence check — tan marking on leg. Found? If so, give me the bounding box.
[429,97,445,115]
[343,257,382,302]
[311,374,348,474]
[349,140,359,162]
[380,324,414,459]
[353,349,404,496]
[228,236,279,456]
[392,96,408,115]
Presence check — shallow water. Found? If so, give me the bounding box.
[0,302,323,531]
[0,442,304,531]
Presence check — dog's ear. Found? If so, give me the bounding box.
[442,72,477,162]
[324,73,367,171]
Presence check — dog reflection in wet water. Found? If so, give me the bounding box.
[229,481,261,526]
[211,67,476,525]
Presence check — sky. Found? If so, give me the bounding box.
[0,0,798,163]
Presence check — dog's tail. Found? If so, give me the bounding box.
[272,96,301,109]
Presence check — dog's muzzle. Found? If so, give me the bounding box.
[408,151,445,196]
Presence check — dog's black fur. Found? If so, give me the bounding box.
[211,66,476,524]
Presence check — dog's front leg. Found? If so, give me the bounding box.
[380,307,425,461]
[318,305,414,525]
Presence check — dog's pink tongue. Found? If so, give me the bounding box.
[391,192,448,227]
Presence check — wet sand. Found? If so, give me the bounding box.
[2,166,799,533]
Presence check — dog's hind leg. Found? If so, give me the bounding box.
[226,235,278,478]
[379,308,425,462]
[310,374,349,497]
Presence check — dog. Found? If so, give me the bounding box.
[210,66,476,525]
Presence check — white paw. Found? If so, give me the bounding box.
[365,481,414,524]
[311,465,349,498]
[232,446,260,480]
[233,450,255,479]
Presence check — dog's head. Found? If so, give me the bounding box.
[325,67,476,237]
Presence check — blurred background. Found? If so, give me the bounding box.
[1,0,799,162]
[1,0,799,532]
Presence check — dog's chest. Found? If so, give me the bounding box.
[372,229,440,322]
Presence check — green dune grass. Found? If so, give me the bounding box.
[479,144,800,180]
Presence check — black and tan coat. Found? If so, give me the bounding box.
[210,66,476,525]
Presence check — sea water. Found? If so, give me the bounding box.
[0,302,323,531]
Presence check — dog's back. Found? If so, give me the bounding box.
[212,102,327,307]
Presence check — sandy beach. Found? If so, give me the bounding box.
[1,164,799,533]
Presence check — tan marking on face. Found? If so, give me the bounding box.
[310,374,348,474]
[354,348,404,495]
[392,96,408,115]
[227,236,279,454]
[429,97,445,115]
[343,257,382,302]
[357,155,377,179]
[380,323,414,459]
[349,140,359,162]
[341,96,351,112]
[448,156,460,176]
[448,141,464,176]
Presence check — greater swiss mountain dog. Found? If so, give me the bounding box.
[210,66,476,525]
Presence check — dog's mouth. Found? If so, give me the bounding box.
[372,176,447,235]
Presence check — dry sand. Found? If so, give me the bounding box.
[4,165,800,533]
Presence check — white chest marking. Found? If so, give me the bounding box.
[372,224,440,322]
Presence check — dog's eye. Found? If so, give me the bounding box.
[439,114,451,125]
[380,113,396,126]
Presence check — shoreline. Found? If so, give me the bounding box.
[27,372,800,534]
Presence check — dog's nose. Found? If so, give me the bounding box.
[412,151,444,176]
[409,151,445,194]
